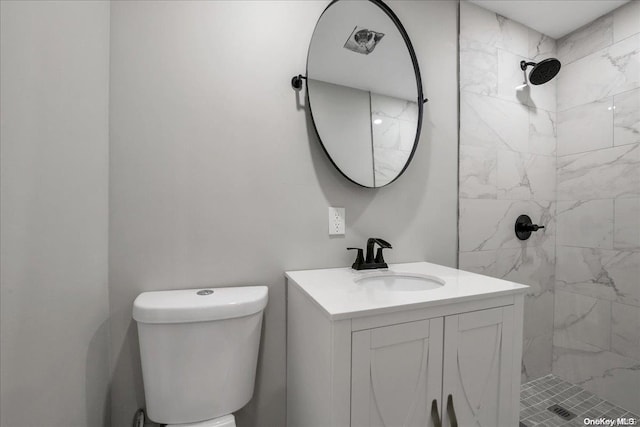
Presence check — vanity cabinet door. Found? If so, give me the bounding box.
[442,306,514,427]
[351,318,444,427]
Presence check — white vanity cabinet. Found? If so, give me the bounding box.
[286,262,527,427]
[350,318,444,427]
[441,307,515,427]
[350,306,515,427]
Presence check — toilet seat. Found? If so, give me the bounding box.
[169,414,235,427]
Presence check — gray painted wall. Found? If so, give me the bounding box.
[0,1,111,426]
[108,1,458,426]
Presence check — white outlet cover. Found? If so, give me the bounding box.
[328,207,345,235]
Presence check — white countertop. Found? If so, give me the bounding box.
[285,261,529,320]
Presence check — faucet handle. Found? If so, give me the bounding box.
[378,238,392,248]
[347,247,364,270]
[369,238,392,248]
[374,247,390,264]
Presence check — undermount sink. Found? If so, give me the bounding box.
[354,271,445,292]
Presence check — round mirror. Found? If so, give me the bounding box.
[306,0,424,188]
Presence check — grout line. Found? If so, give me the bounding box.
[555,243,639,252]
[557,141,640,159]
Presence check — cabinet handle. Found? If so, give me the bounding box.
[447,394,458,427]
[431,399,442,427]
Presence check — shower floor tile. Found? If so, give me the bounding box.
[520,374,639,426]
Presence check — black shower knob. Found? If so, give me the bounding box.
[515,214,545,240]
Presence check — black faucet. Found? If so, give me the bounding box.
[347,238,392,270]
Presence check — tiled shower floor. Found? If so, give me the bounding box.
[520,374,639,426]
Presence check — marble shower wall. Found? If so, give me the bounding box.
[553,0,640,413]
[458,1,557,383]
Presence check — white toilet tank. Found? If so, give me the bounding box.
[133,286,268,425]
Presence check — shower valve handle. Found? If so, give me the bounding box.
[521,223,544,232]
[515,215,545,240]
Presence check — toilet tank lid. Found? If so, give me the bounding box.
[133,286,268,324]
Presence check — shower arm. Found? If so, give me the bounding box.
[520,60,536,71]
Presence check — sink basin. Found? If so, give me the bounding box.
[354,271,445,292]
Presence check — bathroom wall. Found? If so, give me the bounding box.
[0,2,111,426]
[553,0,640,413]
[108,1,458,426]
[457,1,558,383]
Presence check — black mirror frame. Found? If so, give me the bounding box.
[305,0,425,188]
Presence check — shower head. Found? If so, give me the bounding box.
[520,58,561,85]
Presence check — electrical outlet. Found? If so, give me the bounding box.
[328,207,345,235]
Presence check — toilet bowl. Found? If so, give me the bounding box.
[133,286,268,426]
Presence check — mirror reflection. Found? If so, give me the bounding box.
[306,0,423,187]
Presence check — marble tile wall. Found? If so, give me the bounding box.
[458,1,557,383]
[552,0,640,414]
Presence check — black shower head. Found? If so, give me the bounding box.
[520,58,561,85]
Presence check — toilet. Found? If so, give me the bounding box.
[133,286,268,427]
